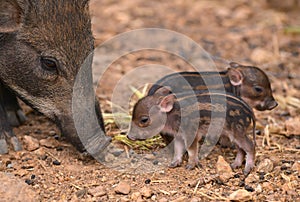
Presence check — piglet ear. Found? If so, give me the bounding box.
[227,68,244,86]
[159,94,175,113]
[0,0,23,33]
[154,86,172,96]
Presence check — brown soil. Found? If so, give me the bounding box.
[1,0,300,201]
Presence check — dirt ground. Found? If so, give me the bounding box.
[1,0,300,201]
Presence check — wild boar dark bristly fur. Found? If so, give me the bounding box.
[0,0,107,153]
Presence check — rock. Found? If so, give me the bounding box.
[120,196,131,202]
[88,185,106,197]
[140,186,153,198]
[190,198,200,202]
[257,159,274,173]
[291,161,300,172]
[110,148,124,157]
[144,154,156,161]
[256,184,263,193]
[131,192,141,200]
[0,172,38,201]
[151,195,157,201]
[114,181,131,195]
[170,196,188,202]
[75,189,87,198]
[159,197,168,202]
[229,189,253,201]
[39,138,60,148]
[23,136,40,151]
[285,117,300,136]
[245,173,259,184]
[250,48,275,64]
[216,156,233,182]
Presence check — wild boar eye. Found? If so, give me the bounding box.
[41,57,58,72]
[254,86,263,93]
[140,116,150,125]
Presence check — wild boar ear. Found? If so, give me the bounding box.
[154,86,172,96]
[159,94,175,113]
[0,0,23,33]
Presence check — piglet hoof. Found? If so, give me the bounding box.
[186,162,201,170]
[168,160,181,168]
[6,109,27,127]
[230,162,240,170]
[10,136,22,151]
[243,165,254,176]
[0,139,8,154]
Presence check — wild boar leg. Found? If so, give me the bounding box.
[0,102,22,154]
[1,84,27,127]
[169,136,186,168]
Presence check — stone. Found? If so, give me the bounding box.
[229,189,253,201]
[250,48,275,64]
[23,136,39,151]
[245,173,259,184]
[159,198,168,202]
[216,156,233,182]
[285,117,300,135]
[140,186,153,198]
[171,196,188,202]
[131,192,141,200]
[88,185,106,197]
[257,159,274,173]
[114,181,131,195]
[190,198,200,202]
[0,172,38,201]
[39,138,60,148]
[291,161,300,172]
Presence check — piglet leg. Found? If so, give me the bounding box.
[232,127,255,175]
[169,136,185,168]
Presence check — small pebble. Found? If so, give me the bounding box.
[31,174,36,180]
[239,180,245,187]
[145,179,151,184]
[234,174,240,178]
[281,164,288,170]
[245,185,255,192]
[153,160,159,165]
[257,158,274,173]
[229,189,253,201]
[259,172,265,180]
[53,160,61,166]
[88,185,106,197]
[25,179,33,185]
[141,187,153,198]
[216,156,233,183]
[114,181,131,195]
[23,135,40,151]
[76,189,87,198]
[56,146,64,151]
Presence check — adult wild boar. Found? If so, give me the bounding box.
[0,0,110,154]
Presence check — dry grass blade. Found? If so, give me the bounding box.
[113,134,165,150]
[284,27,300,34]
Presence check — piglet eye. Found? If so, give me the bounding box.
[41,57,58,72]
[140,116,150,125]
[254,86,263,93]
